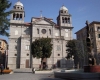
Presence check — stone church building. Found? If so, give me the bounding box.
[8,1,73,69]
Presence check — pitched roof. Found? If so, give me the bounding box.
[75,21,100,34]
[32,17,57,26]
[32,17,53,20]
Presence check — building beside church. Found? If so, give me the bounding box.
[8,1,73,69]
[75,21,100,65]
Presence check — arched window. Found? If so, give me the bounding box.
[37,29,39,34]
[49,29,51,35]
[62,17,64,23]
[13,13,15,20]
[68,18,70,23]
[16,13,19,20]
[15,30,18,35]
[20,14,22,19]
[65,17,67,23]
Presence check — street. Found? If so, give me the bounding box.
[0,73,65,80]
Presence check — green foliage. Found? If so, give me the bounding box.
[66,40,77,59]
[82,40,88,57]
[75,40,85,59]
[31,37,53,59]
[0,0,12,36]
[66,40,87,59]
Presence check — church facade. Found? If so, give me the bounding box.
[8,1,73,69]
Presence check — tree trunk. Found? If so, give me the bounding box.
[41,57,47,70]
[41,57,44,69]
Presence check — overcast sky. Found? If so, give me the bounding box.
[1,0,100,42]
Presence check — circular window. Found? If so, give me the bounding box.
[42,29,46,34]
[27,53,29,56]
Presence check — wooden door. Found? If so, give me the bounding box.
[25,59,29,68]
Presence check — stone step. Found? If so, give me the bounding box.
[13,68,32,73]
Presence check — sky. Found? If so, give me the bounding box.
[1,0,100,43]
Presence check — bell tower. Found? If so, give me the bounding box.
[8,0,25,69]
[57,5,72,27]
[10,0,25,23]
[57,5,73,40]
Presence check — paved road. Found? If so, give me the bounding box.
[0,73,65,80]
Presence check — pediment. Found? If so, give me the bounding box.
[36,19,51,25]
[33,17,56,25]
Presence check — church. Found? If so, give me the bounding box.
[8,0,73,69]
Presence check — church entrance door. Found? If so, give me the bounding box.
[25,59,29,68]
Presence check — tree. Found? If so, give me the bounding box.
[75,40,87,68]
[31,37,53,69]
[66,40,77,59]
[0,0,12,36]
[66,40,79,68]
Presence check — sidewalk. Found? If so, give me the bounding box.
[13,68,61,74]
